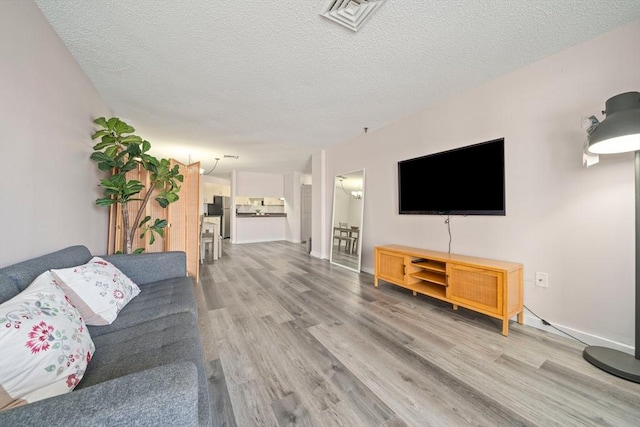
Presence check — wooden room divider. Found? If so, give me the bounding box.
[107,160,201,281]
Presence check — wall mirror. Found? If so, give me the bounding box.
[330,169,365,272]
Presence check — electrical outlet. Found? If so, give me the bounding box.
[535,272,549,288]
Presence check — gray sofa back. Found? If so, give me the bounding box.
[0,245,92,303]
[101,252,187,285]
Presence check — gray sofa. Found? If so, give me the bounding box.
[0,245,212,426]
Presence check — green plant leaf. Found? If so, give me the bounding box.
[153,218,167,228]
[156,197,169,208]
[133,248,145,254]
[138,215,151,226]
[104,145,119,159]
[93,117,108,128]
[97,161,115,171]
[96,198,116,207]
[114,120,135,134]
[107,117,119,130]
[92,139,114,151]
[126,143,142,157]
[91,129,110,140]
[90,152,110,162]
[121,135,142,144]
[102,134,117,143]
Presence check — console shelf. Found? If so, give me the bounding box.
[375,244,523,336]
[409,270,447,286]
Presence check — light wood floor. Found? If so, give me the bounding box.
[193,241,640,427]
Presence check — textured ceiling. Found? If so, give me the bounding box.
[34,0,640,177]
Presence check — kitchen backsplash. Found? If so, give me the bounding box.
[236,204,285,214]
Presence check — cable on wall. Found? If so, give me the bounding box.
[441,214,452,254]
[204,158,220,175]
[523,305,588,346]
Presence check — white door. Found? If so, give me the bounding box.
[301,184,312,244]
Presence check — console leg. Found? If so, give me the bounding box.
[502,319,509,336]
[452,304,458,310]
[517,310,524,324]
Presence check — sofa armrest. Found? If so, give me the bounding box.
[100,251,187,285]
[0,362,199,427]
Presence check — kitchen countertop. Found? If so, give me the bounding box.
[236,213,287,218]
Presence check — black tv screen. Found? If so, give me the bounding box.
[398,138,505,215]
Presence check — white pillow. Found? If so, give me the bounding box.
[0,271,94,411]
[51,257,141,326]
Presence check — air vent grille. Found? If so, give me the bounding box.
[320,0,385,32]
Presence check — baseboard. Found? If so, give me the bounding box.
[522,314,635,356]
[361,266,374,275]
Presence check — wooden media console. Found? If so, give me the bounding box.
[374,244,524,336]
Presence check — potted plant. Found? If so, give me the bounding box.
[90,117,183,254]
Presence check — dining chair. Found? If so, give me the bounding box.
[200,215,214,263]
[336,222,352,252]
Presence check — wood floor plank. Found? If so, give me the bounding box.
[193,274,219,361]
[274,319,403,426]
[198,241,640,427]
[270,392,316,427]
[207,359,237,427]
[209,308,281,425]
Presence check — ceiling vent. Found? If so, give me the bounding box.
[320,0,385,32]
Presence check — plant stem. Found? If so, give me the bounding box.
[122,204,132,254]
[128,182,157,251]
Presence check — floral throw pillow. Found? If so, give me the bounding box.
[51,257,141,326]
[0,271,94,411]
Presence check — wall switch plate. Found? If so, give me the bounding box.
[535,272,549,288]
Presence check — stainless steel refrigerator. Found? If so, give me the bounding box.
[212,196,231,239]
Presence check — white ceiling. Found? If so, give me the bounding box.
[34,0,640,177]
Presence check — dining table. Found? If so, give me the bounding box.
[332,226,359,254]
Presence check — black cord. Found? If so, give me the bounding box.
[441,214,452,254]
[204,158,220,175]
[523,305,589,346]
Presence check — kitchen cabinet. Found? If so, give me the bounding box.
[264,197,285,206]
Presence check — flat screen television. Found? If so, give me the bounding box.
[398,138,505,215]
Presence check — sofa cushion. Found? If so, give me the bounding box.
[1,246,92,292]
[51,257,141,326]
[86,276,196,337]
[0,272,94,411]
[0,272,19,304]
[80,311,210,426]
[0,362,200,427]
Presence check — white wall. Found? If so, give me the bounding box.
[284,171,302,243]
[313,21,640,352]
[311,150,328,259]
[201,174,231,216]
[202,175,231,200]
[0,1,112,266]
[235,170,284,197]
